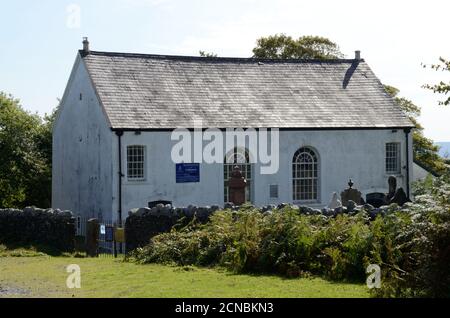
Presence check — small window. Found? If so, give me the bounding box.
[127,145,145,180]
[269,184,279,199]
[386,143,401,174]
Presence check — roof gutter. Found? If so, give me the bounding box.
[110,126,415,132]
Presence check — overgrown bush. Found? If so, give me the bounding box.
[130,207,374,281]
[125,206,214,252]
[131,174,450,298]
[370,174,450,298]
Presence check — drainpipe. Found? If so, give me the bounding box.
[404,128,411,198]
[115,130,124,225]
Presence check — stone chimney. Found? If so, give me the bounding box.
[355,50,361,60]
[82,37,90,53]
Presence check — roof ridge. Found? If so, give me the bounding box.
[79,50,362,64]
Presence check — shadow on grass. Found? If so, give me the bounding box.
[127,258,367,290]
[238,271,365,287]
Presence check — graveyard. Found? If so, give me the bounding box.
[1,1,449,304]
[0,173,449,298]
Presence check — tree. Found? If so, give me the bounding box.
[252,34,344,59]
[422,57,450,106]
[0,92,54,208]
[26,106,57,208]
[384,85,447,175]
[199,50,217,58]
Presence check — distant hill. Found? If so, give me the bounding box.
[436,142,450,158]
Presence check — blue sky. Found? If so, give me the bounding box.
[1,0,449,140]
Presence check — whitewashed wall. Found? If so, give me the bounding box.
[52,55,114,220]
[112,129,413,217]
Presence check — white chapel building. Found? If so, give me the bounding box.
[52,39,414,222]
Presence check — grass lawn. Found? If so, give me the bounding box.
[0,252,369,298]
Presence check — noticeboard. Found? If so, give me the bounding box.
[176,163,200,183]
[115,228,125,243]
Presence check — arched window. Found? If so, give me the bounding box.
[292,147,319,201]
[224,148,252,203]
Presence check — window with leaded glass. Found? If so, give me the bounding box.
[127,145,145,181]
[386,143,401,174]
[292,147,319,202]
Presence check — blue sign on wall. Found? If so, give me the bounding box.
[176,163,200,183]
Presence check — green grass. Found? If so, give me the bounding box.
[0,252,369,298]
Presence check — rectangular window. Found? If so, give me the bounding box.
[127,145,145,180]
[386,143,401,174]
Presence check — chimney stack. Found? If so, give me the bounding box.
[82,37,90,53]
[355,50,361,60]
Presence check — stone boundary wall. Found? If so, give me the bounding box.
[0,207,76,252]
[125,204,219,252]
[125,201,393,252]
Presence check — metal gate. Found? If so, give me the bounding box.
[75,216,125,258]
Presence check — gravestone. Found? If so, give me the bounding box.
[384,176,410,206]
[327,192,342,209]
[341,179,364,206]
[389,188,409,206]
[228,166,247,206]
[346,200,357,213]
[385,176,397,203]
[366,192,386,208]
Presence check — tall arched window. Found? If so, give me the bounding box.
[293,147,319,202]
[224,148,252,203]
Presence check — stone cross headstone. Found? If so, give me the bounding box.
[341,179,364,206]
[228,166,247,206]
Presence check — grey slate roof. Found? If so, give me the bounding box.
[81,51,414,129]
